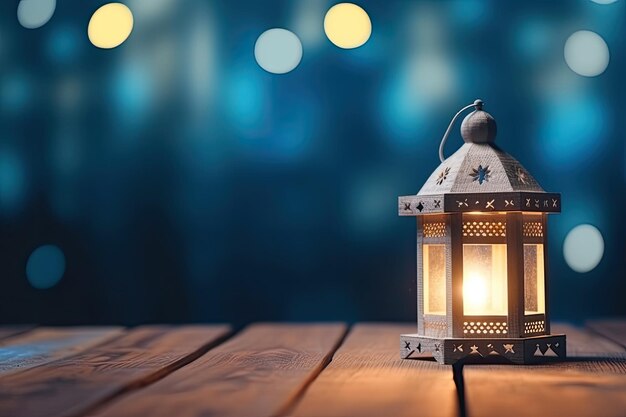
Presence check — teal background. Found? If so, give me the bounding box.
[0,0,624,325]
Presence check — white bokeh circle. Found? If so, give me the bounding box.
[254,29,302,74]
[564,30,609,77]
[563,224,604,273]
[17,0,56,29]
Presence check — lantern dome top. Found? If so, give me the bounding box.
[421,99,543,195]
[398,99,561,215]
[417,142,544,195]
[460,100,497,144]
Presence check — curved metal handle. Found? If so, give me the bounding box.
[438,99,483,162]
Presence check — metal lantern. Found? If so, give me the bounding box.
[399,99,566,364]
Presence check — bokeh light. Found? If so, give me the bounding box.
[26,245,66,289]
[537,91,608,169]
[324,3,372,49]
[564,30,609,77]
[17,0,56,29]
[127,0,175,22]
[448,0,490,26]
[1,73,32,114]
[110,57,154,130]
[88,3,134,49]
[513,17,552,61]
[225,66,265,130]
[563,224,604,273]
[291,0,327,50]
[589,0,619,4]
[380,54,458,146]
[184,4,218,128]
[254,29,303,74]
[46,25,81,64]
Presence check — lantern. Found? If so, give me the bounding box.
[399,100,566,364]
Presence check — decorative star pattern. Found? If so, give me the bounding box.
[515,167,528,185]
[399,193,560,214]
[400,337,563,363]
[436,167,450,185]
[469,165,491,185]
[503,344,515,354]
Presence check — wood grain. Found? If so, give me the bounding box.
[0,327,123,376]
[464,322,626,417]
[92,323,347,417]
[0,325,230,417]
[0,325,34,341]
[290,324,458,417]
[587,319,626,349]
[554,323,626,358]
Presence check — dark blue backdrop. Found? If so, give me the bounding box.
[1,0,624,326]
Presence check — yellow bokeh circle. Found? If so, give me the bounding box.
[88,3,134,49]
[324,3,371,49]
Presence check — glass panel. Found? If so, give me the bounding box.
[423,244,446,315]
[524,244,545,314]
[463,244,508,316]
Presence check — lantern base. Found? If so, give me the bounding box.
[400,333,566,365]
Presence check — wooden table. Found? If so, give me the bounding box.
[0,321,625,417]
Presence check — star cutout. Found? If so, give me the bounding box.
[503,344,515,354]
[515,167,528,185]
[470,344,480,354]
[416,202,424,212]
[436,167,450,185]
[469,165,491,185]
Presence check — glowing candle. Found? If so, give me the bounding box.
[463,272,487,313]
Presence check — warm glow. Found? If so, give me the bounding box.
[463,244,508,316]
[424,244,446,315]
[324,3,372,49]
[463,272,487,312]
[88,3,134,49]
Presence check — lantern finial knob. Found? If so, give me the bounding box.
[438,99,494,162]
[461,99,497,144]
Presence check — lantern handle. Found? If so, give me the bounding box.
[438,99,484,162]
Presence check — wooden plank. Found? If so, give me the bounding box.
[92,323,346,417]
[587,319,626,349]
[0,325,230,417]
[554,323,626,358]
[0,327,124,377]
[464,323,626,417]
[0,325,35,341]
[290,324,458,417]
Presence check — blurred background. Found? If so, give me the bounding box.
[0,0,624,326]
